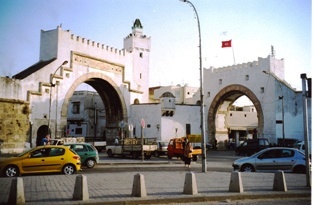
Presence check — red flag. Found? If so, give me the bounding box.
[222,40,232,48]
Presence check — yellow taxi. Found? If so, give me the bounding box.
[0,145,81,177]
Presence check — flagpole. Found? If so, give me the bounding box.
[232,46,236,65]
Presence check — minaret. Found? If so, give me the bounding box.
[124,19,151,103]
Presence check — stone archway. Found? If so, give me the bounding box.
[36,125,48,146]
[207,84,264,147]
[59,72,128,137]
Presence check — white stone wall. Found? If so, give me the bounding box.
[130,104,200,143]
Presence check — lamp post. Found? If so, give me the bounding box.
[300,73,311,187]
[263,70,285,146]
[48,60,68,138]
[180,0,207,172]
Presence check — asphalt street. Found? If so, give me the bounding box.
[0,150,311,205]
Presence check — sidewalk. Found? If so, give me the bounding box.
[0,165,311,205]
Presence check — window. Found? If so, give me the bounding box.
[75,128,83,135]
[260,87,265,93]
[139,52,143,58]
[259,150,277,158]
[219,79,222,85]
[72,102,80,114]
[245,75,249,81]
[49,148,65,156]
[279,149,294,158]
[73,144,87,152]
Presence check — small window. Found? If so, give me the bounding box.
[245,75,249,81]
[219,79,222,85]
[72,102,80,114]
[260,87,265,93]
[75,128,83,135]
[139,52,143,58]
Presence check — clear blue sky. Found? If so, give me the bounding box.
[0,0,311,90]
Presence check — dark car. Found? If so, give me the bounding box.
[235,138,270,156]
[64,143,99,168]
[232,147,307,173]
[154,141,168,157]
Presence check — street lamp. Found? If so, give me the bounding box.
[47,60,68,138]
[263,70,285,146]
[180,0,207,172]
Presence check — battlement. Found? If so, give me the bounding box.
[207,56,280,74]
[66,28,126,56]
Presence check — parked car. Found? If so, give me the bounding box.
[235,138,270,156]
[0,145,81,177]
[293,141,312,157]
[277,138,299,147]
[154,141,168,157]
[232,147,307,173]
[64,143,99,168]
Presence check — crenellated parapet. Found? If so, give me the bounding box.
[209,61,259,73]
[70,32,127,56]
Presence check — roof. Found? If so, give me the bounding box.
[160,92,175,98]
[132,19,143,29]
[12,58,57,79]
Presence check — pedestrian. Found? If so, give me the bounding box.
[184,141,193,168]
[114,136,119,145]
[41,134,50,145]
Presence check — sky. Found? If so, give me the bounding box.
[0,0,312,92]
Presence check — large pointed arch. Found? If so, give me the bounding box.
[207,84,264,144]
[60,72,128,130]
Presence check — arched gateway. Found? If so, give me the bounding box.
[203,56,308,148]
[207,84,263,148]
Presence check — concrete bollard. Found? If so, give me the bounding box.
[183,172,198,195]
[131,173,147,197]
[229,171,244,193]
[273,170,287,191]
[8,177,25,205]
[73,174,89,200]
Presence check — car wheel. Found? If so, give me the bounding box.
[241,164,255,172]
[293,165,306,174]
[62,164,76,175]
[86,159,96,168]
[154,152,159,157]
[4,165,20,177]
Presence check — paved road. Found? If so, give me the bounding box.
[0,150,311,205]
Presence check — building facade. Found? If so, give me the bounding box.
[0,19,311,153]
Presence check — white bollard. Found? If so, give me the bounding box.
[183,172,198,195]
[273,170,287,191]
[8,177,25,205]
[73,174,89,200]
[229,171,244,193]
[131,173,147,197]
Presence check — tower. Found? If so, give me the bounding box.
[124,19,151,103]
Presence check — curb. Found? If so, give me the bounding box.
[73,192,311,205]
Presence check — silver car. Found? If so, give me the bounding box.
[232,147,307,173]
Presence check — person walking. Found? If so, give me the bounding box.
[184,141,193,168]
